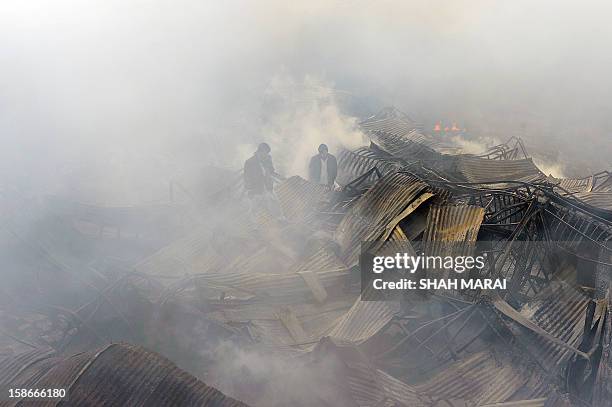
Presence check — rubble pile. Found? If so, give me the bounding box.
[1,107,611,406]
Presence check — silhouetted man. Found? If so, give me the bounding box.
[309,144,337,187]
[244,143,283,219]
[244,142,275,197]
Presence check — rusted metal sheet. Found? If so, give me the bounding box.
[423,205,485,245]
[334,172,432,266]
[456,156,545,183]
[0,343,248,407]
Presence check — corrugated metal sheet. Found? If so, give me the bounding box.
[0,347,57,387]
[423,205,485,246]
[368,129,442,159]
[551,171,612,196]
[549,176,592,194]
[456,156,545,183]
[592,171,612,192]
[188,246,348,303]
[573,191,612,210]
[327,297,400,345]
[133,208,266,278]
[336,147,404,187]
[0,343,248,407]
[593,294,612,407]
[376,369,427,406]
[422,204,485,299]
[495,282,592,374]
[334,172,432,266]
[313,338,427,406]
[133,207,287,280]
[414,351,541,405]
[360,106,420,135]
[276,176,330,222]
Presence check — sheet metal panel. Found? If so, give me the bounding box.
[0,343,248,407]
[276,176,330,222]
[456,156,545,183]
[336,147,404,187]
[334,172,431,266]
[414,351,537,405]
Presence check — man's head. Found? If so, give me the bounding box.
[318,143,329,159]
[256,142,271,159]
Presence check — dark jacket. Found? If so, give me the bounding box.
[308,154,337,186]
[244,155,275,196]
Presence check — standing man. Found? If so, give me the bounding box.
[309,144,337,188]
[244,142,283,218]
[244,142,275,197]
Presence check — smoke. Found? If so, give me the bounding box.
[532,157,566,179]
[1,0,610,196]
[205,341,347,407]
[450,135,499,155]
[252,74,367,177]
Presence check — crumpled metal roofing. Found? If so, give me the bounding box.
[313,341,548,407]
[413,351,546,406]
[493,282,593,375]
[312,338,427,406]
[336,147,404,187]
[368,129,443,159]
[0,343,248,407]
[551,171,612,194]
[327,297,401,346]
[276,176,330,222]
[423,205,485,246]
[455,156,545,183]
[572,191,612,210]
[593,295,612,406]
[211,298,354,348]
[549,176,593,194]
[587,170,612,192]
[188,246,348,303]
[334,171,432,266]
[360,106,420,135]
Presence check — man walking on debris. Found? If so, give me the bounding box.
[244,142,282,217]
[309,143,337,188]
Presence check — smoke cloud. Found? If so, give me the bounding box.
[1,0,611,193]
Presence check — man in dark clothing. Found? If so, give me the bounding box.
[244,142,283,219]
[309,144,337,188]
[244,142,275,197]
